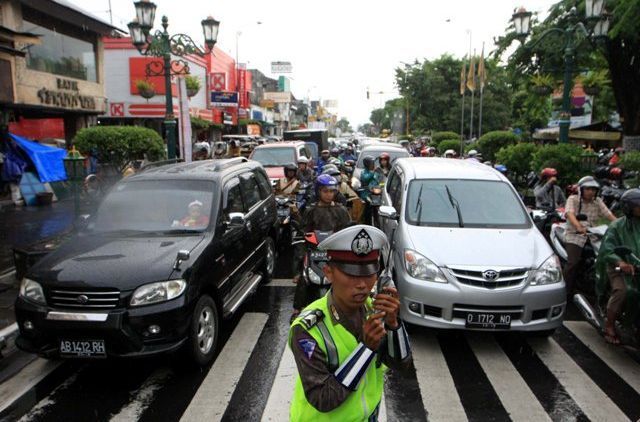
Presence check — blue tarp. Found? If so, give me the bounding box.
[10,133,68,182]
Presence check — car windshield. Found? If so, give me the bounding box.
[405,179,530,228]
[93,179,216,233]
[251,147,296,167]
[356,149,409,168]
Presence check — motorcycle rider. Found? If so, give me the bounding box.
[564,175,617,297]
[321,165,348,206]
[466,149,480,162]
[595,188,640,344]
[359,156,382,200]
[534,168,566,210]
[375,152,392,182]
[340,146,357,163]
[276,163,300,197]
[296,157,314,184]
[443,149,456,159]
[292,175,352,318]
[317,150,331,174]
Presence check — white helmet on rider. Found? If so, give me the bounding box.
[444,149,455,158]
[297,157,309,165]
[578,175,600,191]
[468,149,478,157]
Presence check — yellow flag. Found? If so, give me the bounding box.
[466,56,476,92]
[478,45,487,92]
[460,63,466,95]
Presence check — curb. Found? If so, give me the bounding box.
[0,323,18,358]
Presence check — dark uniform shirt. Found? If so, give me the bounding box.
[302,202,351,233]
[290,292,412,412]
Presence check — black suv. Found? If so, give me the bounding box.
[15,158,277,365]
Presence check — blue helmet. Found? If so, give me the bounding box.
[494,164,507,174]
[316,174,338,190]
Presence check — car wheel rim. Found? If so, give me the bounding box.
[266,241,275,275]
[197,306,215,355]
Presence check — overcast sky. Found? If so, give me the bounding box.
[75,0,557,127]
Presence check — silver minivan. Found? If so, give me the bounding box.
[380,158,565,334]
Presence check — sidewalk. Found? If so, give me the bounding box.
[0,200,76,353]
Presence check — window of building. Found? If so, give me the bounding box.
[22,20,97,82]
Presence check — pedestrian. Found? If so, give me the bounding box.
[289,225,411,421]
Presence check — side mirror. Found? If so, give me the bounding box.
[379,205,399,220]
[614,246,632,257]
[227,212,245,226]
[174,249,190,271]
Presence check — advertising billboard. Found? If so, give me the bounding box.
[211,91,238,107]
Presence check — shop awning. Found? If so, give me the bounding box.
[10,133,68,182]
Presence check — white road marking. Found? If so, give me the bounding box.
[109,368,173,422]
[528,337,628,422]
[18,372,78,421]
[564,321,640,395]
[0,358,62,413]
[412,333,467,422]
[467,334,551,422]
[261,346,296,421]
[266,279,295,287]
[180,312,269,422]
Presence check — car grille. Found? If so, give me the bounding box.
[47,288,121,309]
[452,303,524,320]
[449,268,528,289]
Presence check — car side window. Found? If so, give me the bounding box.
[386,170,403,212]
[253,169,272,199]
[239,172,261,210]
[224,180,244,217]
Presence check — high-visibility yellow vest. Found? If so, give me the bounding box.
[289,295,386,421]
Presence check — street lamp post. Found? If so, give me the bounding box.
[511,1,610,143]
[127,0,220,159]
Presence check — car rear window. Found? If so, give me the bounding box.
[250,147,296,167]
[356,149,410,168]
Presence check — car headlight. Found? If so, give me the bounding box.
[404,249,447,283]
[307,268,322,284]
[529,255,563,286]
[130,279,186,307]
[19,278,46,305]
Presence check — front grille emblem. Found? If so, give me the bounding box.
[482,270,499,281]
[77,295,89,304]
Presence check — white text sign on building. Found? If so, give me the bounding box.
[271,61,292,73]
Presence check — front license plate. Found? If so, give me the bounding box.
[277,208,290,217]
[310,251,328,261]
[465,312,511,329]
[59,339,106,358]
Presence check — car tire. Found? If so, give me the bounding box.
[261,237,276,284]
[187,295,219,366]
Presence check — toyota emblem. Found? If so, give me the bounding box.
[482,270,499,281]
[77,295,89,304]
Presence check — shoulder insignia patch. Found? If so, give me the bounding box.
[297,338,317,359]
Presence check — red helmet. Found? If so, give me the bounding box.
[379,152,391,160]
[615,147,625,153]
[420,148,428,157]
[540,168,558,178]
[610,167,623,178]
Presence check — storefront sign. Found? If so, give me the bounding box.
[211,91,238,107]
[271,61,292,73]
[37,77,96,110]
[210,72,226,91]
[238,69,248,109]
[260,99,275,109]
[264,91,291,103]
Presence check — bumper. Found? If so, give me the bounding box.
[396,264,566,332]
[14,295,193,358]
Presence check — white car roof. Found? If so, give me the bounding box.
[396,157,505,182]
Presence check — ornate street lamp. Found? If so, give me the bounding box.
[63,147,85,217]
[510,4,610,143]
[127,1,220,159]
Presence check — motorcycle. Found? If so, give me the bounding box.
[600,183,626,213]
[292,230,334,308]
[531,207,565,243]
[276,195,299,251]
[359,184,384,228]
[573,245,640,349]
[549,216,607,295]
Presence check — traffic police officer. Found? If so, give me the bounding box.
[289,225,411,421]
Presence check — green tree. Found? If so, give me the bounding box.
[432,131,461,144]
[476,131,520,161]
[437,139,462,155]
[531,143,585,185]
[495,142,539,181]
[336,118,352,133]
[74,126,165,172]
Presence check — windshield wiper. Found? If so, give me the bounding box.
[161,228,204,235]
[414,184,424,227]
[444,185,464,228]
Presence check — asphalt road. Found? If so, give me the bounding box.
[0,264,639,421]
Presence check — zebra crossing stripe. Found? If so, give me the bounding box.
[528,337,628,422]
[411,333,467,422]
[467,334,551,422]
[0,359,62,413]
[180,313,269,422]
[564,321,640,395]
[261,347,296,422]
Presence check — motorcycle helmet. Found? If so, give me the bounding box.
[540,168,558,179]
[284,163,297,175]
[322,164,340,176]
[615,147,625,154]
[610,167,623,178]
[494,164,508,174]
[297,156,309,165]
[420,148,428,157]
[620,188,640,217]
[399,140,409,147]
[468,149,478,157]
[330,148,340,157]
[444,149,455,157]
[329,158,342,166]
[316,174,338,190]
[321,149,330,157]
[363,156,375,169]
[578,175,600,192]
[379,152,390,160]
